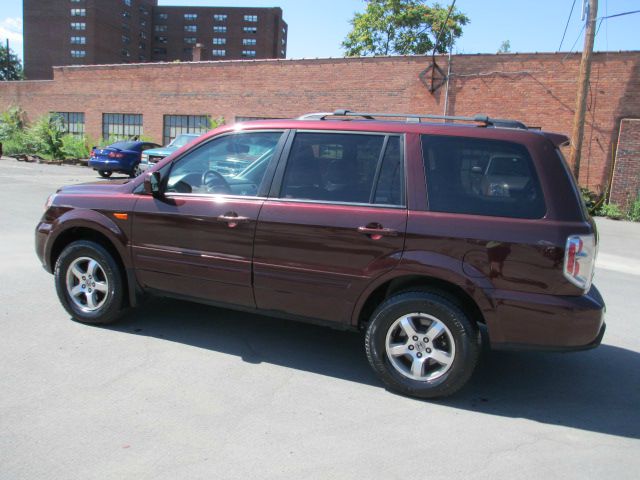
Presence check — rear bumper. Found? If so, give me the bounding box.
[486,284,606,351]
[88,159,135,172]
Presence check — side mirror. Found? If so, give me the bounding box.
[471,166,483,175]
[143,171,163,198]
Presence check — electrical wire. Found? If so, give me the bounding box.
[559,0,578,51]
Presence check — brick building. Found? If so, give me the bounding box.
[1,52,639,203]
[23,0,287,80]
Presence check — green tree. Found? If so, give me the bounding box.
[498,40,511,53]
[342,0,469,57]
[0,44,24,81]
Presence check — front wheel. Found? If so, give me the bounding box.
[98,170,112,178]
[54,240,125,324]
[365,290,480,398]
[132,164,143,177]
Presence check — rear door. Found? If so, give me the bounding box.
[131,130,286,308]
[253,131,407,325]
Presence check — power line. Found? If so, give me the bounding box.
[562,21,586,60]
[559,0,578,51]
[600,9,640,20]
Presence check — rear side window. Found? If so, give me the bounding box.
[421,135,545,219]
[280,132,404,206]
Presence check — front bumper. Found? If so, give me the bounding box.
[486,284,606,351]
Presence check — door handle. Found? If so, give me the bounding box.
[217,213,250,228]
[357,225,399,239]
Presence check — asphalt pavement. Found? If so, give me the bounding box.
[1,158,638,479]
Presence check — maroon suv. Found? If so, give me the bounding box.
[35,110,605,398]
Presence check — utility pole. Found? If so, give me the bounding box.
[569,0,598,181]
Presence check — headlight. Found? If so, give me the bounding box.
[141,154,149,163]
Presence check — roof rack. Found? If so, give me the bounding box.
[297,109,528,130]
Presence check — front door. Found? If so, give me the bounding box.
[253,131,407,325]
[132,130,286,308]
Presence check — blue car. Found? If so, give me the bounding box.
[89,140,161,178]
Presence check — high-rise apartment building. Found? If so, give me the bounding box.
[23,0,288,80]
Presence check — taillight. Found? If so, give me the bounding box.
[108,152,124,158]
[90,150,96,157]
[563,234,596,292]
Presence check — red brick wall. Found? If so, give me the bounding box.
[1,52,639,190]
[610,119,640,209]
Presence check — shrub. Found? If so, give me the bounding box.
[580,187,604,216]
[628,196,640,222]
[25,114,65,159]
[597,202,625,220]
[61,134,90,159]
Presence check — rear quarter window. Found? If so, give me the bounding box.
[421,135,546,219]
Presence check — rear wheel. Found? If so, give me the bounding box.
[365,290,480,398]
[98,170,112,178]
[54,240,125,324]
[132,164,143,177]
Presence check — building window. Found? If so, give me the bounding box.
[184,25,197,32]
[242,38,256,46]
[212,49,226,57]
[213,26,227,33]
[70,0,82,3]
[244,15,258,22]
[70,22,86,30]
[213,14,227,22]
[52,112,85,136]
[70,9,86,17]
[282,38,286,45]
[212,38,226,45]
[139,54,146,61]
[153,47,167,55]
[140,19,147,28]
[184,37,196,45]
[102,113,143,140]
[184,13,197,21]
[139,6,148,15]
[281,49,285,56]
[122,23,130,31]
[282,27,286,35]
[123,0,131,6]
[140,31,147,40]
[242,50,256,58]
[156,13,168,21]
[155,36,168,44]
[155,25,167,32]
[243,26,257,34]
[122,11,131,19]
[183,47,193,55]
[70,36,86,45]
[139,42,146,50]
[122,34,130,44]
[70,50,86,58]
[163,115,209,145]
[121,48,130,57]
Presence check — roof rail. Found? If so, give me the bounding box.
[298,109,528,129]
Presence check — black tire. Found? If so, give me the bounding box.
[54,240,125,324]
[365,290,480,399]
[131,164,142,177]
[98,170,112,178]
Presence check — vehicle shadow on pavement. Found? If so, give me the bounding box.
[112,297,639,440]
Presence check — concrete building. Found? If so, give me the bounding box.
[23,0,287,80]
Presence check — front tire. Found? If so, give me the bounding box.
[98,170,112,178]
[54,240,125,324]
[365,290,480,398]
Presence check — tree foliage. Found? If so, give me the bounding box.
[342,0,469,56]
[498,40,511,53]
[0,44,24,81]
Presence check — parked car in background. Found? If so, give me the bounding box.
[36,110,605,399]
[138,134,201,174]
[89,140,160,178]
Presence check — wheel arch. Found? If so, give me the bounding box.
[354,274,489,331]
[50,225,136,307]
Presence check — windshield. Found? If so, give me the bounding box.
[169,134,199,148]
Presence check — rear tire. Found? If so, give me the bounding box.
[98,170,112,178]
[54,240,125,325]
[365,290,480,398]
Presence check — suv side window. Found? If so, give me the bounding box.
[421,135,545,219]
[280,132,403,206]
[166,131,283,197]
